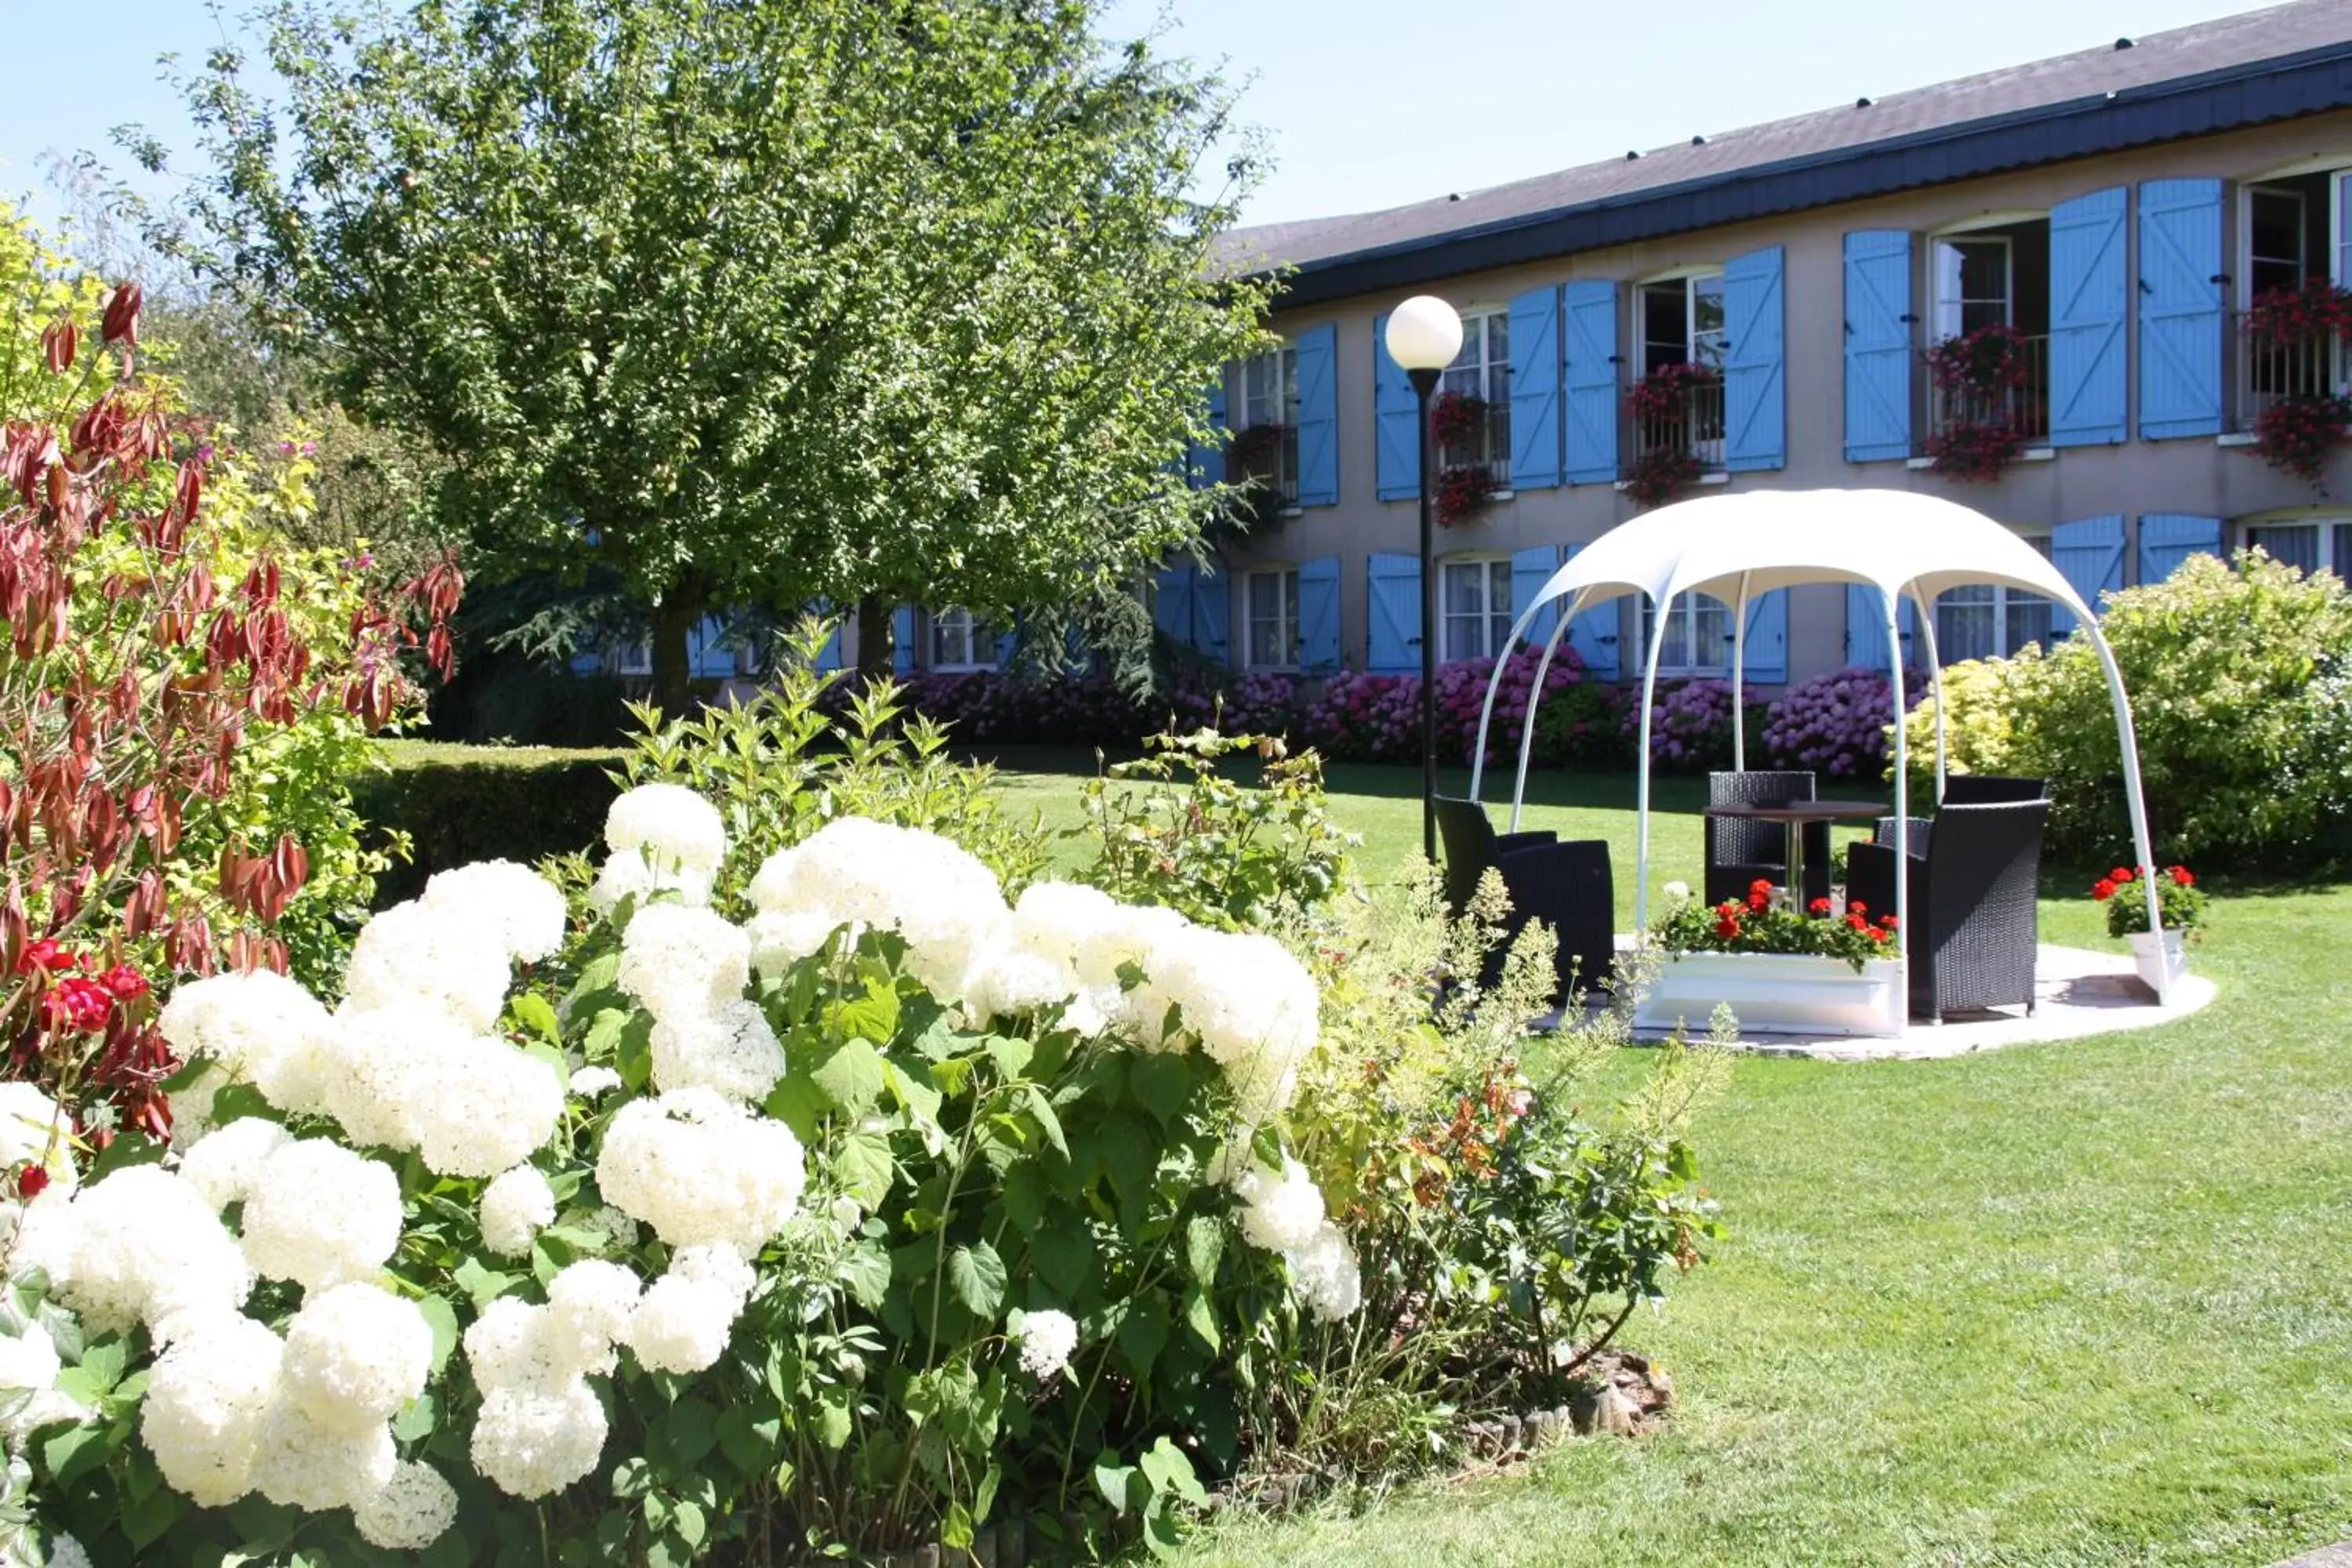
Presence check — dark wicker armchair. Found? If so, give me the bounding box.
[1705,771,1831,907]
[1939,775,2048,804]
[1846,799,2050,1022]
[1432,797,1615,999]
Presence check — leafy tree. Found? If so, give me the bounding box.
[176,0,1269,713]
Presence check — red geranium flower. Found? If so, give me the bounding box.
[1848,901,1867,917]
[2109,866,2134,884]
[2091,878,2117,901]
[1878,914,1899,930]
[2169,866,2195,887]
[1869,927,1891,943]
[1808,897,1833,916]
[1749,879,1773,898]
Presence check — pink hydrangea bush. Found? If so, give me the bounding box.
[1618,678,1766,773]
[1305,648,1587,764]
[1761,666,1929,779]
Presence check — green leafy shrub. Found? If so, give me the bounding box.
[1897,648,2049,797]
[355,742,624,906]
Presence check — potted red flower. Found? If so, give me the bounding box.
[2091,862,2205,998]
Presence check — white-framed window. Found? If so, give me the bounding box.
[1639,594,1733,673]
[1637,271,1727,377]
[2249,185,2310,299]
[2244,519,2352,576]
[1440,557,1513,662]
[1438,307,1512,473]
[1245,566,1301,670]
[928,607,996,671]
[1239,345,1301,506]
[1934,537,2056,662]
[1931,234,2013,339]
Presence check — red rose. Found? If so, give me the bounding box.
[16,1165,47,1200]
[2092,879,2117,901]
[1808,897,1833,916]
[98,964,149,1002]
[2169,866,2195,887]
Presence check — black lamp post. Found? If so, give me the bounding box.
[1382,296,1465,865]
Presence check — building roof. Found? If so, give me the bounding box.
[1223,0,2352,307]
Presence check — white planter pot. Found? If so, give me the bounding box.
[1632,950,1907,1039]
[2126,928,2188,1001]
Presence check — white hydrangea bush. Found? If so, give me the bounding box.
[0,781,1361,1562]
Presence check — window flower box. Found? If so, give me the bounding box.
[1632,949,1907,1038]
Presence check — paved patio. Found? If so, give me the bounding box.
[1611,942,2217,1062]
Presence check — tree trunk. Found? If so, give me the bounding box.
[856,595,895,680]
[650,592,700,720]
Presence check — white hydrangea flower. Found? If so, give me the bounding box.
[137,1316,284,1506]
[745,909,844,977]
[413,1042,567,1179]
[463,1299,577,1394]
[568,1065,622,1099]
[670,1243,756,1311]
[341,899,513,1033]
[1131,927,1318,1118]
[470,1378,607,1499]
[0,1082,74,1194]
[648,999,785,1102]
[622,1272,739,1374]
[960,945,1077,1025]
[318,1002,471,1152]
[478,1165,557,1257]
[604,783,727,874]
[0,1322,87,1445]
[239,1141,402,1290]
[1010,881,1120,975]
[42,1167,253,1336]
[176,1117,291,1212]
[279,1283,433,1436]
[1232,1157,1326,1254]
[595,1090,804,1253]
[575,1204,640,1253]
[44,1535,89,1568]
[155,971,331,1138]
[245,1390,397,1512]
[421,859,569,964]
[1286,1220,1363,1323]
[587,846,714,913]
[746,818,1011,1003]
[1662,880,1693,902]
[617,902,752,1023]
[1069,901,1189,990]
[352,1459,459,1550]
[1016,1308,1078,1380]
[546,1259,644,1372]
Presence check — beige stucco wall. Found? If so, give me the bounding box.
[1226,107,2352,681]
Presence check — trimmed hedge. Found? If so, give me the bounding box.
[358,741,624,906]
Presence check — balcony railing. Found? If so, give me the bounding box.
[1632,379,1726,470]
[1925,332,2049,448]
[2230,312,2340,433]
[1439,399,1513,488]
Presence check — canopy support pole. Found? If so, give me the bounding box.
[1634,593,1676,936]
[2081,618,2170,1000]
[1731,571,1752,771]
[1885,590,1911,970]
[1907,583,1945,803]
[1467,598,1555,806]
[1508,606,1581,832]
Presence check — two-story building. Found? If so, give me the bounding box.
[1152,0,2352,695]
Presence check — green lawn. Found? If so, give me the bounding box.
[982,748,2352,1568]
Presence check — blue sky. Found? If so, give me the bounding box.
[4,0,2279,236]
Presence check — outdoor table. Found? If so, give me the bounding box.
[1702,799,1886,906]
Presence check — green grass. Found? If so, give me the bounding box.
[978,747,2352,1567]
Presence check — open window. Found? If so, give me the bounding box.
[1236,345,1301,510]
[1437,307,1512,483]
[1925,216,2052,449]
[2233,165,2349,430]
[1630,271,1728,474]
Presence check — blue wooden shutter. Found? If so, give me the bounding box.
[2137,180,2225,440]
[1297,555,1341,673]
[2136,514,2223,583]
[568,648,602,675]
[816,618,843,671]
[1560,541,1620,678]
[1367,552,1421,672]
[1195,565,1230,666]
[994,622,1020,669]
[1739,591,1788,684]
[891,607,917,673]
[1187,375,1228,488]
[1509,546,1560,644]
[1724,245,1788,472]
[1153,564,1196,646]
[1845,586,1917,669]
[1507,285,1563,489]
[1843,230,1914,462]
[688,615,736,678]
[2050,188,2130,447]
[2050,514,2127,633]
[1563,281,1621,485]
[1293,325,1338,506]
[1373,314,1421,501]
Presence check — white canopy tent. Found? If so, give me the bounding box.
[1461,489,2167,978]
